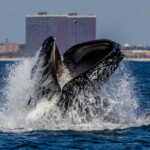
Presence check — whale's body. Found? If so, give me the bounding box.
[28,36,124,114]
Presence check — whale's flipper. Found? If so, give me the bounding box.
[57,40,124,113]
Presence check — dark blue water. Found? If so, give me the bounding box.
[0,61,150,149]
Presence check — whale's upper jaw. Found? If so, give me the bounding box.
[40,36,62,90]
[40,36,55,55]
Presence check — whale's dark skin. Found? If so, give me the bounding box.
[31,36,62,90]
[58,40,124,113]
[28,37,62,105]
[29,36,124,114]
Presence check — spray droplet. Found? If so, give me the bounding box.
[144,113,150,119]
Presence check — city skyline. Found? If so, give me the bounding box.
[1,0,150,46]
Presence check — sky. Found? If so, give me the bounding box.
[0,0,150,46]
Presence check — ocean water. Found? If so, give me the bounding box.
[0,59,149,149]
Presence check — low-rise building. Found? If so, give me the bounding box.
[0,39,20,53]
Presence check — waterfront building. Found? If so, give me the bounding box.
[26,12,96,55]
[0,39,19,53]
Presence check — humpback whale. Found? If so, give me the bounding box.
[28,36,124,115]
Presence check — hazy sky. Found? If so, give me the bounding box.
[1,0,150,46]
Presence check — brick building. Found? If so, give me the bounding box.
[0,39,19,53]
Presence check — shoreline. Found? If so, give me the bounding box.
[0,57,26,61]
[124,58,150,61]
[0,57,150,62]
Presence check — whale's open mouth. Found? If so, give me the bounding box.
[40,37,124,85]
[29,36,124,112]
[63,40,124,78]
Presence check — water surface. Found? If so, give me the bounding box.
[0,60,149,149]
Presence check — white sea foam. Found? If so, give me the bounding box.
[0,51,149,132]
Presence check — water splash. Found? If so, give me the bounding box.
[0,51,149,132]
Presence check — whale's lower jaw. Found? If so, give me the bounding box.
[57,45,124,113]
[29,36,124,114]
